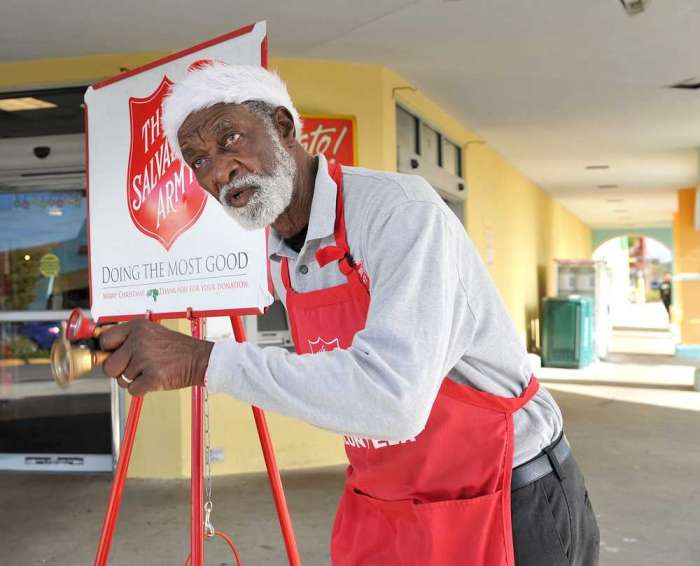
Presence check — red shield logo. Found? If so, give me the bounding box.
[127,76,207,250]
[308,337,340,354]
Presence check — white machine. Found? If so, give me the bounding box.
[556,259,613,359]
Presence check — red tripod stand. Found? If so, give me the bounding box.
[93,314,302,566]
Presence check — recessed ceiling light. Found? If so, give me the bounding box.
[586,165,610,170]
[606,198,625,203]
[613,209,629,213]
[597,184,619,189]
[0,97,57,112]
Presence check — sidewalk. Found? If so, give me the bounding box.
[1,358,699,565]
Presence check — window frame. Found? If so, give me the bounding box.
[396,103,464,180]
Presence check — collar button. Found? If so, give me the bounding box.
[299,264,309,275]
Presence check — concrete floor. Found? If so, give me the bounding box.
[1,358,699,565]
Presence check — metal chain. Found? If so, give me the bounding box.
[203,379,215,538]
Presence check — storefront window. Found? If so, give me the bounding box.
[0,188,89,312]
[420,123,441,167]
[395,104,466,225]
[396,106,419,155]
[442,138,462,178]
[0,184,110,464]
[0,319,111,455]
[0,90,112,470]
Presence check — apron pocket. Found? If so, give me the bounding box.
[331,487,407,566]
[332,487,511,566]
[411,491,511,565]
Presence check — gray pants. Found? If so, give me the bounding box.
[512,451,600,565]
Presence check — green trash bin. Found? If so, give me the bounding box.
[542,296,594,369]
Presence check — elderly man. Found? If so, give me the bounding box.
[101,63,599,565]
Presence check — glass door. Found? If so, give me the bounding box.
[0,181,115,472]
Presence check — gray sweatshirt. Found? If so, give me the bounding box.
[206,154,563,466]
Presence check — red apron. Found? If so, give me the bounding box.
[281,162,539,565]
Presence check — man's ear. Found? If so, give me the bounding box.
[273,107,296,145]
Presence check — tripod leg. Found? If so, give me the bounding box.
[251,407,302,566]
[94,395,144,566]
[230,316,302,566]
[190,318,205,566]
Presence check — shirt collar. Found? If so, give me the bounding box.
[268,153,337,258]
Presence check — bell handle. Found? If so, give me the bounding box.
[92,325,114,339]
[94,350,111,366]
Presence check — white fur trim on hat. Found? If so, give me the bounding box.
[161,62,301,161]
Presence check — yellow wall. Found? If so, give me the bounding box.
[675,188,700,343]
[0,53,166,91]
[462,143,592,338]
[3,53,591,478]
[379,68,591,341]
[272,59,388,171]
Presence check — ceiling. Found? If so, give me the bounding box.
[2,0,699,229]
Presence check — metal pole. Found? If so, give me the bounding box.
[109,378,122,466]
[190,317,205,566]
[230,316,302,566]
[94,395,144,566]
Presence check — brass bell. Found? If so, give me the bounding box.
[50,313,111,387]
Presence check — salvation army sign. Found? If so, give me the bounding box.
[84,22,273,321]
[127,76,207,250]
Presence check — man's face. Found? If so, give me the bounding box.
[177,102,296,230]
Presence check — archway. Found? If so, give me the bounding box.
[593,235,675,353]
[592,227,673,254]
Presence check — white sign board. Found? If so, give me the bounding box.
[84,22,273,322]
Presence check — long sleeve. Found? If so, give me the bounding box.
[206,199,472,440]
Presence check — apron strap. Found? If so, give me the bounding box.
[316,245,346,268]
[314,162,367,283]
[314,162,351,265]
[327,162,350,252]
[511,376,540,412]
[441,375,540,414]
[282,161,368,293]
[280,256,293,291]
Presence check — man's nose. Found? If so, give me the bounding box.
[212,155,237,195]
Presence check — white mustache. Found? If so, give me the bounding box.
[219,175,265,203]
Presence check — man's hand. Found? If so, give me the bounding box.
[100,319,214,397]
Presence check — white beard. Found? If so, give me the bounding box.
[219,128,296,231]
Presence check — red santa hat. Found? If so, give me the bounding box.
[162,61,302,162]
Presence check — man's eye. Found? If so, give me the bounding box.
[191,157,207,170]
[224,133,242,147]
